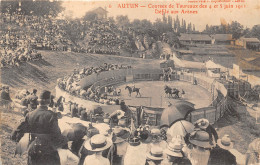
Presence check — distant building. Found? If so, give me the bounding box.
[91,7,108,19]
[179,33,212,45]
[211,34,234,45]
[236,37,260,51]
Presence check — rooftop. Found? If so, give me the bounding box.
[179,33,212,41]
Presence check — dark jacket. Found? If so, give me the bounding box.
[209,146,237,165]
[1,90,11,101]
[11,105,67,165]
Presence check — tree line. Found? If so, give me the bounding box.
[203,22,260,40]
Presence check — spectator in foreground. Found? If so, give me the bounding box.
[83,134,112,165]
[163,139,185,165]
[209,134,237,165]
[246,138,260,165]
[11,90,67,165]
[194,118,218,145]
[145,146,164,165]
[183,130,212,165]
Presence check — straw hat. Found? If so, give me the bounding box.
[147,146,164,160]
[84,134,112,152]
[195,118,209,130]
[189,130,212,149]
[164,141,183,157]
[217,135,234,150]
[151,129,161,136]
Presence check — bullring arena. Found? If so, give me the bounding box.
[113,81,211,108]
[55,64,229,126]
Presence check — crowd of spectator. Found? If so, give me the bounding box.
[81,20,133,55]
[57,63,131,104]
[0,8,163,69]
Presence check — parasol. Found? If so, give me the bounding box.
[160,100,195,128]
[167,120,195,137]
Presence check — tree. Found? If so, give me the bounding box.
[249,25,260,40]
[205,24,209,33]
[183,20,186,33]
[116,15,130,27]
[175,15,180,33]
[108,17,115,24]
[193,24,196,32]
[229,21,244,39]
[163,32,179,47]
[1,0,64,17]
[168,15,172,30]
[187,23,192,33]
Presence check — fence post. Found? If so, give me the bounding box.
[150,97,152,106]
[160,96,162,107]
[215,105,217,122]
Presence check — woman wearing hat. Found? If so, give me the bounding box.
[209,134,237,165]
[194,118,218,146]
[183,130,212,165]
[145,146,164,165]
[83,134,112,165]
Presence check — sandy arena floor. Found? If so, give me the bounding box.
[112,81,212,109]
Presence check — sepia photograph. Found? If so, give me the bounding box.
[0,0,260,164]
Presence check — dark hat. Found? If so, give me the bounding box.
[80,110,88,121]
[189,130,212,149]
[112,127,130,143]
[129,136,140,146]
[87,127,100,138]
[33,89,37,93]
[39,90,51,100]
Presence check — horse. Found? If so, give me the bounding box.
[125,85,141,97]
[164,85,180,98]
[171,88,180,98]
[164,85,172,97]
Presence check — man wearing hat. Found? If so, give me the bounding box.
[83,134,112,165]
[246,138,260,165]
[209,134,237,165]
[162,137,190,165]
[183,130,212,165]
[26,89,38,111]
[0,85,12,110]
[108,126,130,165]
[11,90,68,165]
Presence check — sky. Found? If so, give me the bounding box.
[61,0,260,31]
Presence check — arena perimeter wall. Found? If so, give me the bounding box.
[179,73,229,124]
[56,68,229,125]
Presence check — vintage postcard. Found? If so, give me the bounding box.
[0,0,260,164]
